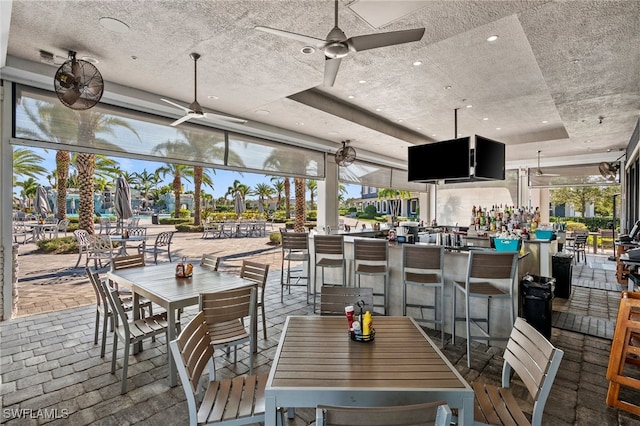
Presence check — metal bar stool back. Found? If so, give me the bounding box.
[354,239,389,315]
[280,231,311,303]
[313,235,347,313]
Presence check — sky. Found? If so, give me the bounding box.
[24,147,362,201]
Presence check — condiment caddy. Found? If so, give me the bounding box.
[345,300,375,342]
[175,257,194,278]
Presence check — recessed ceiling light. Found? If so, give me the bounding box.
[444,85,452,90]
[130,56,138,60]
[457,133,462,137]
[397,119,403,123]
[328,131,339,135]
[375,108,382,112]
[412,61,422,66]
[347,95,355,99]
[208,95,219,100]
[571,58,580,64]
[483,117,489,121]
[358,80,367,84]
[301,46,315,54]
[584,139,592,144]
[255,109,270,115]
[296,122,304,126]
[487,35,498,42]
[542,120,548,124]
[99,17,130,33]
[496,127,501,130]
[466,105,472,108]
[416,127,421,130]
[81,56,99,64]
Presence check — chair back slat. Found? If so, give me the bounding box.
[200,253,221,271]
[318,400,451,426]
[172,311,214,393]
[314,235,345,255]
[503,317,563,401]
[403,245,443,270]
[200,286,256,324]
[155,231,174,246]
[469,251,518,279]
[320,286,374,315]
[240,260,269,289]
[281,232,309,250]
[111,253,146,270]
[354,239,388,262]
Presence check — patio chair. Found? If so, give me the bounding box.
[316,400,452,426]
[139,230,175,264]
[98,217,113,235]
[169,311,278,426]
[319,286,374,316]
[240,260,269,340]
[73,229,91,268]
[467,317,564,426]
[200,253,221,271]
[12,221,32,244]
[202,222,222,239]
[567,233,587,263]
[86,267,134,358]
[313,235,347,313]
[280,231,311,303]
[199,286,257,373]
[86,234,118,269]
[57,218,70,237]
[102,278,169,394]
[110,253,154,318]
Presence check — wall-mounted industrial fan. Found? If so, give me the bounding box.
[598,161,620,181]
[54,51,104,110]
[335,140,356,167]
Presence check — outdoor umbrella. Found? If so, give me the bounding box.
[34,186,51,218]
[234,192,245,216]
[115,176,133,231]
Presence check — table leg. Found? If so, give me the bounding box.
[167,308,178,387]
[133,294,142,354]
[265,393,277,426]
[459,394,474,426]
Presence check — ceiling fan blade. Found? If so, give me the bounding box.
[323,57,342,87]
[162,98,191,113]
[255,26,327,48]
[348,28,425,52]
[170,115,192,127]
[203,112,248,124]
[62,87,82,105]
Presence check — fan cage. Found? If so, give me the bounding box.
[54,59,104,110]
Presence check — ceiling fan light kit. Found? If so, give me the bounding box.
[255,0,425,87]
[54,50,104,110]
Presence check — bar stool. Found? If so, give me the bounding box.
[452,251,518,368]
[354,239,389,315]
[280,231,311,303]
[313,235,347,313]
[402,245,445,346]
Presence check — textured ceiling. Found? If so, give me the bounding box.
[2,0,639,173]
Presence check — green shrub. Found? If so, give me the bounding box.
[36,236,78,254]
[306,210,317,220]
[159,217,191,225]
[269,232,281,245]
[175,224,203,232]
[551,216,617,232]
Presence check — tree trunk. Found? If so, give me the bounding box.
[193,166,202,226]
[284,177,291,219]
[56,150,70,220]
[76,153,95,233]
[294,177,305,232]
[173,175,181,219]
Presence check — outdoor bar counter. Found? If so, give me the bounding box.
[309,233,535,343]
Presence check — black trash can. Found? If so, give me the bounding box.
[552,252,573,298]
[520,275,555,339]
[151,213,159,225]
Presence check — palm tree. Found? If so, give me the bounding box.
[306,179,318,209]
[253,183,274,213]
[270,177,285,210]
[378,188,411,218]
[154,147,194,218]
[15,177,39,210]
[294,178,306,231]
[13,147,47,186]
[131,169,161,209]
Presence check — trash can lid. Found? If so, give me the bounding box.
[553,252,574,259]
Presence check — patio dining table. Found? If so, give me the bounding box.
[265,315,474,426]
[107,262,256,387]
[109,234,146,255]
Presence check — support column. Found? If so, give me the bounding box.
[2,84,14,319]
[317,156,339,232]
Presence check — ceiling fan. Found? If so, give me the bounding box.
[161,53,247,126]
[534,150,560,177]
[335,140,356,167]
[255,0,425,87]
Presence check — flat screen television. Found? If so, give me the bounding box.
[408,137,470,182]
[474,135,506,180]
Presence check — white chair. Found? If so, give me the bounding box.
[12,221,32,244]
[316,400,452,426]
[402,245,445,346]
[169,311,280,426]
[57,218,70,237]
[102,278,168,394]
[139,231,175,264]
[468,317,564,426]
[73,229,91,268]
[87,234,118,269]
